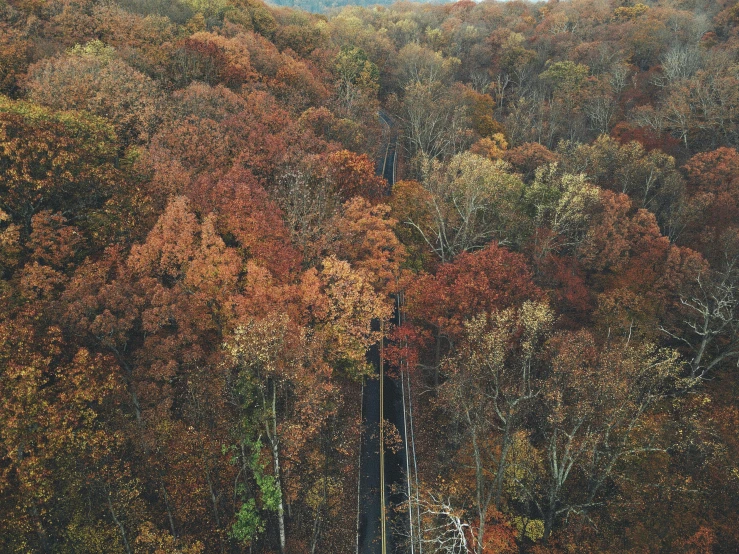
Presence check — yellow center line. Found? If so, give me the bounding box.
[380,319,387,554]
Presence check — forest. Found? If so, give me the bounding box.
[1,0,739,552]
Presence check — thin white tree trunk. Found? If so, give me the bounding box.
[269,383,287,554]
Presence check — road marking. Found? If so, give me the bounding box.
[380,319,387,554]
[356,376,364,554]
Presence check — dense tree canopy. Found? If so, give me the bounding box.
[2,0,739,552]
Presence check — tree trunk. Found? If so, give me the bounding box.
[204,461,225,554]
[310,508,322,554]
[543,508,556,543]
[492,431,512,510]
[542,486,559,543]
[268,382,287,554]
[161,480,177,539]
[433,330,441,388]
[470,426,486,554]
[205,466,221,529]
[107,494,132,554]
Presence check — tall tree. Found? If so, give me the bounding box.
[392,152,525,264]
[440,302,554,553]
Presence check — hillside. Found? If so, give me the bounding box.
[265,0,444,15]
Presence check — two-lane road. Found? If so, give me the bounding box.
[357,113,409,554]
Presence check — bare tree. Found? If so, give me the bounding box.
[469,70,492,95]
[417,494,472,554]
[397,82,472,168]
[661,264,739,379]
[609,62,631,98]
[654,45,702,88]
[584,95,617,135]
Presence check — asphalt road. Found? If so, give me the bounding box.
[357,113,409,554]
[357,338,383,554]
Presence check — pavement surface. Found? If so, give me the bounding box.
[357,113,410,554]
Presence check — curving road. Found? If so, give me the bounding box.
[357,113,410,554]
